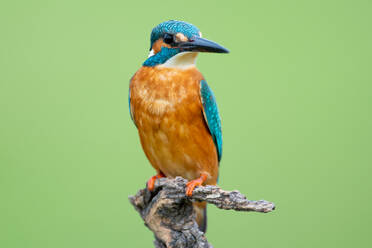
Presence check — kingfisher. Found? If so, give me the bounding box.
[129,20,228,232]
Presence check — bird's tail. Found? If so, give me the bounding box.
[193,201,207,233]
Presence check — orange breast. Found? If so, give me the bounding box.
[130,66,218,185]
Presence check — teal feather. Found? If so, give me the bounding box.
[150,20,200,49]
[200,80,222,162]
[143,47,180,67]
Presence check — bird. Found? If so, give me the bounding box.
[129,20,228,232]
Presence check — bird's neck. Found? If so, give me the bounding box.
[144,49,198,69]
[159,52,198,69]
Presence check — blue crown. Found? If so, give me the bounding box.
[150,20,200,50]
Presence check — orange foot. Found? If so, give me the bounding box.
[186,173,208,196]
[147,172,165,191]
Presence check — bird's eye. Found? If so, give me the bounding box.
[163,33,174,44]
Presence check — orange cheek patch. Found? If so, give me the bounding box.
[152,39,171,54]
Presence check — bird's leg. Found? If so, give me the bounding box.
[185,173,208,196]
[147,171,166,191]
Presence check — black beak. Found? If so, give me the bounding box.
[178,36,229,53]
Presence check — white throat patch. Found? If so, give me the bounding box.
[148,49,155,58]
[159,52,198,69]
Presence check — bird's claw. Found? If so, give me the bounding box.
[147,172,165,191]
[185,173,208,196]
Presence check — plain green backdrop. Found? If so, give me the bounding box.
[1,0,371,247]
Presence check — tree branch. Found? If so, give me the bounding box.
[129,177,275,248]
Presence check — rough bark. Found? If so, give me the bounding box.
[129,177,275,248]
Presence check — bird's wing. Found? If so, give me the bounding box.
[128,87,136,127]
[199,80,222,162]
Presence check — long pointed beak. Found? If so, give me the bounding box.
[178,36,229,53]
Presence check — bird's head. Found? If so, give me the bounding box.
[143,20,229,68]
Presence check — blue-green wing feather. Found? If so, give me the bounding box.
[200,80,222,162]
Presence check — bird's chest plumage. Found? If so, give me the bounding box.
[130,66,218,182]
[131,67,202,121]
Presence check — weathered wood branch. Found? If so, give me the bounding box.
[129,177,275,248]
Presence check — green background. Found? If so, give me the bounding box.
[1,0,371,247]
